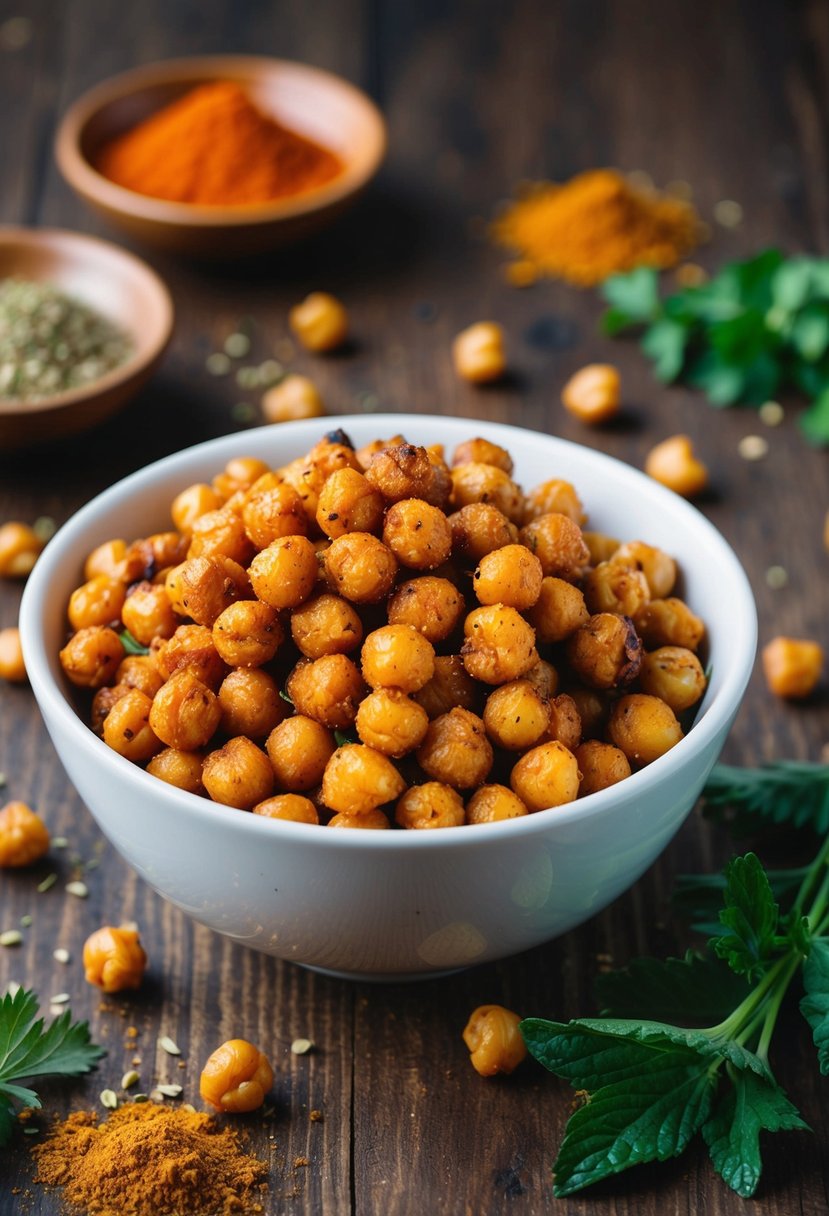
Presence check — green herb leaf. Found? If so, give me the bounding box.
[703,762,829,835]
[119,629,149,656]
[640,319,688,381]
[674,867,809,932]
[771,257,815,313]
[278,689,294,706]
[790,304,829,363]
[711,854,779,981]
[799,386,829,447]
[800,940,829,1074]
[600,267,661,328]
[334,730,357,748]
[594,952,751,1023]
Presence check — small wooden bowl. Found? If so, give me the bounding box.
[0,227,173,452]
[55,56,387,257]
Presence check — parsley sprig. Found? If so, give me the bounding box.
[0,987,104,1146]
[521,761,829,1198]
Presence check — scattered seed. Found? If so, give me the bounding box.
[159,1035,181,1056]
[0,930,22,947]
[121,1070,140,1090]
[236,366,261,390]
[310,1109,324,1122]
[50,993,70,1005]
[177,1060,186,1069]
[181,1103,197,1114]
[224,332,251,359]
[132,1056,142,1066]
[231,401,256,422]
[85,857,100,871]
[759,400,784,427]
[206,351,231,376]
[156,1084,183,1098]
[738,434,769,461]
[714,199,743,228]
[765,565,789,590]
[22,1126,39,1135]
[52,836,68,849]
[65,880,88,898]
[100,1089,118,1110]
[37,873,57,893]
[19,914,32,928]
[132,1093,149,1103]
[291,1038,313,1055]
[258,359,283,385]
[149,1090,164,1103]
[53,948,70,964]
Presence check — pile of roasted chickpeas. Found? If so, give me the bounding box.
[58,430,707,829]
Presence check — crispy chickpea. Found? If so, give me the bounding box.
[0,627,26,682]
[452,321,507,383]
[254,793,319,824]
[465,785,529,824]
[289,291,348,352]
[448,502,519,562]
[146,747,205,795]
[613,541,676,599]
[355,434,406,470]
[202,737,274,809]
[473,544,543,610]
[84,538,129,581]
[165,556,250,627]
[395,782,465,829]
[462,1004,527,1076]
[608,694,684,766]
[568,687,610,740]
[450,463,523,523]
[116,655,164,698]
[461,604,538,685]
[522,479,586,526]
[262,374,326,423]
[328,808,390,829]
[305,433,362,478]
[416,707,493,789]
[83,925,147,993]
[323,533,398,603]
[152,624,226,689]
[316,467,384,539]
[452,437,514,474]
[171,482,225,535]
[212,600,283,668]
[524,659,559,700]
[248,535,318,610]
[547,693,582,751]
[290,593,363,658]
[355,688,430,757]
[634,597,705,651]
[566,613,642,689]
[361,625,435,693]
[0,801,50,867]
[102,688,163,763]
[218,668,287,740]
[640,646,707,712]
[241,483,308,550]
[211,458,270,504]
[149,668,222,750]
[762,637,824,699]
[483,680,550,751]
[126,532,189,578]
[287,654,366,729]
[0,521,43,578]
[582,531,622,566]
[510,740,580,811]
[575,740,632,796]
[187,508,254,566]
[68,575,126,631]
[583,561,651,617]
[519,512,589,581]
[321,743,405,814]
[387,577,465,644]
[561,363,621,425]
[414,655,481,718]
[59,626,124,688]
[527,577,589,644]
[382,498,453,570]
[121,580,178,646]
[266,715,336,790]
[200,1039,274,1114]
[91,683,130,735]
[645,434,708,498]
[365,443,452,508]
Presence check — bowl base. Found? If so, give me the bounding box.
[301,962,465,984]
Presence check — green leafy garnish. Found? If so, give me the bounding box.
[0,987,105,1146]
[334,730,357,748]
[278,689,294,706]
[119,629,149,656]
[703,761,829,835]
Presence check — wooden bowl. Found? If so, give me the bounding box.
[0,227,173,451]
[55,56,387,257]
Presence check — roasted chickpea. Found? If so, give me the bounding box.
[416,707,493,789]
[202,737,274,809]
[121,580,178,646]
[218,668,287,740]
[212,600,283,668]
[287,654,366,729]
[608,694,684,765]
[0,627,26,682]
[84,538,129,581]
[448,502,519,562]
[762,637,824,699]
[355,688,430,757]
[327,808,391,829]
[461,604,538,685]
[254,793,320,824]
[241,483,308,550]
[568,687,610,740]
[634,597,705,651]
[262,374,326,423]
[645,434,708,498]
[171,483,225,535]
[547,693,582,751]
[90,683,129,735]
[200,1039,274,1114]
[510,740,580,811]
[323,533,398,603]
[473,544,543,610]
[465,785,529,824]
[0,801,50,867]
[289,291,348,352]
[522,479,586,526]
[67,575,126,631]
[152,624,226,689]
[582,531,622,566]
[613,541,676,599]
[566,613,642,689]
[125,532,188,579]
[450,463,523,523]
[321,743,405,814]
[361,625,435,693]
[59,626,124,688]
[83,925,147,993]
[165,556,251,627]
[575,740,632,796]
[248,535,318,610]
[640,646,707,711]
[149,669,222,750]
[0,521,43,578]
[561,363,621,425]
[452,437,513,473]
[483,680,550,751]
[213,456,271,501]
[365,443,452,508]
[382,499,453,570]
[187,508,255,566]
[583,561,651,617]
[266,715,336,790]
[116,655,164,698]
[304,434,362,481]
[290,593,363,659]
[146,747,205,795]
[414,655,481,719]
[355,434,406,471]
[452,321,507,383]
[102,688,163,762]
[519,512,589,581]
[316,467,384,539]
[387,577,465,643]
[463,1004,527,1076]
[526,577,589,644]
[395,782,465,829]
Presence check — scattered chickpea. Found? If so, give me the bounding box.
[762,637,824,699]
[262,374,326,423]
[645,435,708,498]
[0,801,50,867]
[289,292,348,353]
[561,363,621,425]
[82,925,147,993]
[462,1004,527,1076]
[452,322,507,384]
[200,1039,274,1114]
[0,521,44,578]
[0,627,26,682]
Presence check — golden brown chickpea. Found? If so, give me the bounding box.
[640,646,707,712]
[200,1039,274,1114]
[102,688,163,763]
[0,521,43,578]
[416,706,493,789]
[461,604,538,685]
[289,291,348,352]
[266,715,336,790]
[568,687,610,740]
[67,575,126,632]
[583,561,651,617]
[321,743,405,815]
[582,531,622,566]
[561,363,621,425]
[115,655,162,698]
[450,463,524,523]
[212,456,271,502]
[465,785,529,824]
[212,600,283,668]
[127,532,189,579]
[59,626,124,688]
[242,483,308,550]
[218,668,287,740]
[165,556,251,627]
[483,680,550,751]
[361,625,436,693]
[762,637,824,700]
[645,434,708,498]
[171,483,225,535]
[574,740,632,796]
[0,627,26,682]
[608,694,684,766]
[395,782,465,829]
[519,512,589,581]
[473,543,543,610]
[365,443,452,508]
[146,747,205,795]
[262,374,326,423]
[83,925,147,993]
[448,502,519,563]
[462,1004,527,1076]
[387,577,465,644]
[287,654,366,729]
[187,508,255,566]
[612,541,676,599]
[202,737,274,809]
[522,479,586,526]
[452,322,507,383]
[121,580,178,646]
[452,437,514,474]
[634,597,705,652]
[526,577,589,644]
[152,624,226,689]
[355,434,406,471]
[382,498,453,570]
[84,538,129,581]
[413,655,481,719]
[149,669,222,750]
[547,693,582,751]
[304,434,362,480]
[316,467,384,539]
[90,683,130,736]
[273,457,320,528]
[248,535,318,611]
[327,808,391,829]
[323,532,398,603]
[355,688,430,757]
[290,593,363,659]
[254,793,320,824]
[566,613,642,689]
[510,740,580,811]
[0,801,50,867]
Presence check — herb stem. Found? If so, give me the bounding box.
[707,952,791,1042]
[755,954,801,1062]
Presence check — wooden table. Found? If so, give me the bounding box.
[2,1,828,1212]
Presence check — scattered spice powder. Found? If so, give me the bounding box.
[492,169,700,286]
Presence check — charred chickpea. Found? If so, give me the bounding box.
[608,694,684,766]
[212,600,283,668]
[568,687,610,740]
[121,581,178,646]
[510,740,580,811]
[452,437,514,474]
[448,502,519,562]
[523,659,559,700]
[84,538,128,581]
[321,743,406,815]
[146,748,205,795]
[328,808,391,829]
[152,624,226,689]
[465,785,529,824]
[547,693,582,751]
[634,597,705,652]
[613,541,676,599]
[361,625,436,693]
[566,613,642,689]
[575,740,633,797]
[526,576,589,644]
[414,655,481,719]
[382,498,452,570]
[645,434,708,498]
[266,715,336,791]
[248,535,318,610]
[0,801,50,867]
[218,668,287,740]
[202,737,274,809]
[213,456,271,501]
[365,443,452,508]
[0,521,43,578]
[561,363,621,425]
[463,1005,527,1076]
[242,483,308,549]
[416,706,493,789]
[522,479,586,526]
[165,556,251,627]
[461,604,538,685]
[640,646,707,712]
[762,637,824,700]
[68,576,126,631]
[583,561,651,617]
[291,593,363,658]
[0,627,26,682]
[452,321,507,383]
[450,462,524,523]
[59,626,124,688]
[103,688,163,763]
[149,668,222,751]
[83,925,147,993]
[200,1039,274,1114]
[355,688,430,757]
[473,543,543,610]
[387,577,465,643]
[323,533,398,603]
[287,654,366,729]
[483,680,550,751]
[129,531,189,576]
[171,482,225,535]
[355,434,406,471]
[582,531,622,566]
[519,512,589,581]
[262,374,326,423]
[116,655,164,698]
[316,467,384,539]
[254,794,320,824]
[304,433,362,480]
[289,291,348,352]
[395,782,465,829]
[187,508,255,566]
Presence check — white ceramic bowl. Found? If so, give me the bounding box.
[21,416,756,981]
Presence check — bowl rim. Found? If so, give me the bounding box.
[20,414,758,851]
[0,225,174,418]
[55,55,388,228]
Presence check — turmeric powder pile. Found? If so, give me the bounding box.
[492,169,700,287]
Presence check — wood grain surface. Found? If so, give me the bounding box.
[2,1,828,1212]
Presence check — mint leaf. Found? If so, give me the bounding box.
[711,854,779,981]
[640,319,688,381]
[119,629,149,656]
[595,952,751,1023]
[799,386,829,447]
[703,762,829,835]
[601,267,660,327]
[687,351,745,406]
[800,939,829,1074]
[771,257,815,313]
